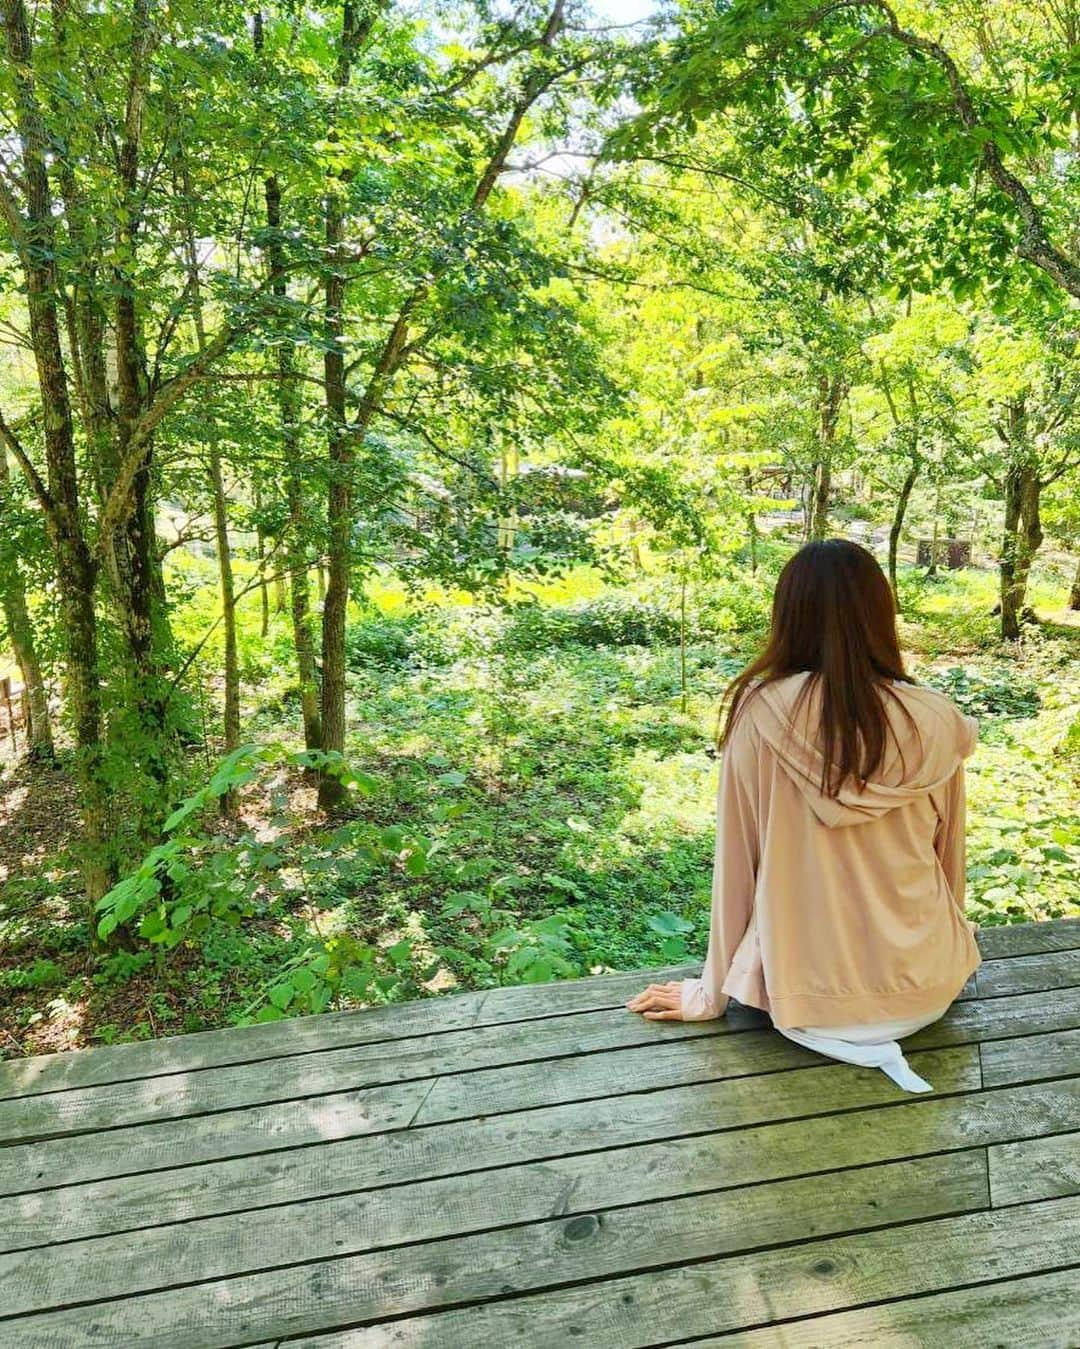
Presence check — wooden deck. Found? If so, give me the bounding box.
[0,919,1078,1347]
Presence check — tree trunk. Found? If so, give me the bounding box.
[210,440,240,813]
[107,0,174,810]
[1000,459,1043,640]
[3,0,111,903]
[888,456,921,608]
[743,468,758,572]
[0,452,53,759]
[318,1,368,809]
[1069,554,1080,611]
[316,0,564,806]
[255,13,321,754]
[926,483,942,577]
[254,482,270,638]
[319,187,351,806]
[808,373,844,541]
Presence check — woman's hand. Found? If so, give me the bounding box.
[626,980,685,1020]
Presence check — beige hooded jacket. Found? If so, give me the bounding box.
[680,672,982,1028]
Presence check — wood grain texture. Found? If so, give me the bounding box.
[988,1131,1080,1208]
[974,917,1079,960]
[279,1194,1080,1348]
[3,1041,1076,1253]
[0,964,704,1100]
[981,1024,1080,1087]
[6,991,1076,1198]
[0,1152,988,1325]
[2,917,1071,1103]
[695,1266,1080,1348]
[974,946,1080,997]
[0,916,1076,1347]
[5,982,1076,1149]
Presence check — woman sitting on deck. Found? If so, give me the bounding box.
[628,539,981,1094]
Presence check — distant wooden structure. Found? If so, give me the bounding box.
[917,538,971,569]
[0,918,1077,1344]
[0,670,25,751]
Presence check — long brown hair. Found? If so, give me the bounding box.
[719,540,917,796]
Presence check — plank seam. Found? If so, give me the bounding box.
[6,1060,1077,1215]
[0,1180,995,1327]
[4,1001,1075,1148]
[0,1034,980,1152]
[650,1256,1080,1346]
[9,1114,1080,1261]
[3,930,1075,1101]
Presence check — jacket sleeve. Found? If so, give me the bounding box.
[934,713,978,912]
[933,763,969,911]
[680,714,760,1020]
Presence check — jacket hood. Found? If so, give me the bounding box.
[744,672,978,828]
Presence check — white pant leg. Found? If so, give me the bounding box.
[779,1005,951,1094]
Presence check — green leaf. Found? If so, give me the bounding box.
[292,967,318,994]
[647,911,694,938]
[387,939,412,966]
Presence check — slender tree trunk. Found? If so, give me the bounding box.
[0,452,53,759]
[255,12,321,753]
[254,482,270,638]
[888,456,921,608]
[178,148,240,809]
[3,0,111,903]
[999,464,1023,640]
[319,192,350,805]
[925,483,943,576]
[808,373,844,541]
[318,0,370,808]
[678,567,688,714]
[743,468,758,572]
[1069,554,1080,611]
[1000,460,1043,640]
[210,442,240,811]
[317,0,565,807]
[0,589,52,760]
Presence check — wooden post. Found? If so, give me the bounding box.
[1,676,17,750]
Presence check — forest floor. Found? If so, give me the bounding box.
[2,557,1079,1059]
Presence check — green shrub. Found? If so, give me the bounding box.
[500,596,683,653]
[924,666,1041,719]
[345,612,455,670]
[1,958,65,991]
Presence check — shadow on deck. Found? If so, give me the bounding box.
[0,919,1078,1346]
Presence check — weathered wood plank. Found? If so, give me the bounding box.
[988,1132,1080,1208]
[6,1053,1077,1254]
[975,917,1080,960]
[5,982,1075,1148]
[5,978,1074,1197]
[975,946,1080,997]
[902,984,1080,1049]
[0,1003,739,1138]
[0,1016,779,1146]
[0,1152,989,1337]
[405,985,1080,1132]
[1,919,1070,1103]
[281,1193,1080,1348]
[0,965,701,1100]
[0,1040,979,1199]
[697,1266,1080,1348]
[981,1024,1080,1087]
[0,1079,428,1196]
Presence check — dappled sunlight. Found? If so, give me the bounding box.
[618,748,716,840]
